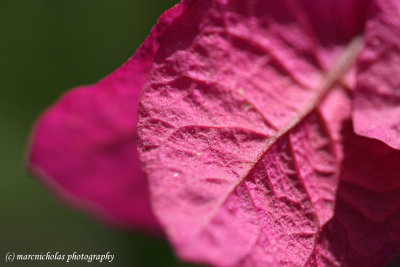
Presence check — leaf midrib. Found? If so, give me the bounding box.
[194,35,364,241]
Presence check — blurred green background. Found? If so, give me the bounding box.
[0,1,399,267]
[0,0,197,266]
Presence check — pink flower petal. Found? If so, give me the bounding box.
[312,121,400,266]
[28,2,186,232]
[354,0,400,150]
[138,0,367,265]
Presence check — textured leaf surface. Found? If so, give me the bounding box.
[354,0,400,150]
[28,3,185,232]
[138,0,367,265]
[311,122,400,266]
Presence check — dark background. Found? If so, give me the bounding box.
[0,1,399,266]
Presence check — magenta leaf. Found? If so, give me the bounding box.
[353,0,400,150]
[28,3,185,232]
[137,0,373,265]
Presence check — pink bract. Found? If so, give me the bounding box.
[28,3,186,232]
[138,0,400,266]
[354,0,400,150]
[312,121,400,266]
[28,0,400,266]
